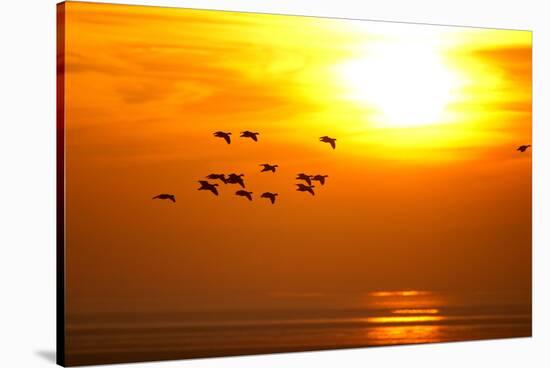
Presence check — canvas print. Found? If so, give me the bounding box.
[57,1,532,366]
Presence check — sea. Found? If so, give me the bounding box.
[65,290,531,366]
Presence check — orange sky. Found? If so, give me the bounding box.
[61,2,531,314]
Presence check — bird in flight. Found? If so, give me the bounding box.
[226,173,245,188]
[213,131,232,144]
[206,173,227,184]
[312,174,328,185]
[296,173,313,186]
[198,180,219,196]
[260,163,278,173]
[240,131,260,141]
[319,136,336,149]
[517,145,531,152]
[261,192,278,204]
[152,194,176,203]
[236,190,253,201]
[296,183,315,196]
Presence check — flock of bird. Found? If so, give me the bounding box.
[153,133,530,205]
[153,131,338,204]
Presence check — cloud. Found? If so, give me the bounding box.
[472,45,532,85]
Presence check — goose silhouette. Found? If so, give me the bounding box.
[152,194,176,203]
[240,131,259,141]
[517,145,531,152]
[296,183,315,196]
[296,173,313,186]
[312,175,328,185]
[236,190,253,201]
[261,192,278,204]
[226,173,245,188]
[260,163,278,173]
[319,136,336,149]
[206,173,227,184]
[213,131,232,144]
[198,180,219,196]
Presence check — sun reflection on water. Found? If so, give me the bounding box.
[365,324,443,345]
[366,315,443,324]
[392,309,440,315]
[369,290,429,297]
[363,290,446,345]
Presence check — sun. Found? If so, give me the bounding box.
[336,42,460,128]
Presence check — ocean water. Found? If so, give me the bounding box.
[65,290,531,366]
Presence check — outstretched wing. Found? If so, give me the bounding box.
[307,188,315,196]
[238,179,245,188]
[251,134,258,142]
[305,177,312,185]
[246,192,253,201]
[210,187,219,196]
[329,140,336,149]
[169,196,176,203]
[152,195,161,199]
[269,196,275,204]
[223,135,231,144]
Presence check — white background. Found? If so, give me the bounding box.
[0,0,548,367]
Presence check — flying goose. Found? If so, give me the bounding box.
[198,180,219,196]
[206,173,227,184]
[296,183,315,196]
[240,131,259,141]
[236,190,253,201]
[213,131,232,144]
[296,173,313,186]
[152,194,176,203]
[260,163,278,173]
[261,192,278,204]
[319,136,336,149]
[312,175,328,185]
[226,173,245,188]
[517,145,531,152]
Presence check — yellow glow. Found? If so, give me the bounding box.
[392,309,439,314]
[367,315,444,323]
[336,41,460,128]
[366,325,443,345]
[369,290,429,297]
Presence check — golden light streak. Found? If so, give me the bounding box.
[366,316,444,324]
[392,309,440,315]
[365,325,443,345]
[369,290,430,297]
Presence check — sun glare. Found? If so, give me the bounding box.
[336,42,460,128]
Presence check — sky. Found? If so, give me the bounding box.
[61,2,531,314]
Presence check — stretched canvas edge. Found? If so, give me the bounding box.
[56,2,67,366]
